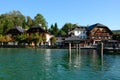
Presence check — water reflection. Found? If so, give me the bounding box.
[0,49,120,80]
[45,49,51,65]
[67,49,102,71]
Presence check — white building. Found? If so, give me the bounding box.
[68,26,87,39]
[45,33,54,46]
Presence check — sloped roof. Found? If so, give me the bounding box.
[72,26,87,30]
[68,26,87,35]
[27,24,46,33]
[64,36,86,43]
[15,26,24,33]
[87,23,107,31]
[87,23,113,34]
[31,24,44,29]
[6,26,24,35]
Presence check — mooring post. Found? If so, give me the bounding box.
[76,44,79,52]
[79,44,81,52]
[101,42,103,58]
[101,42,104,69]
[69,43,71,57]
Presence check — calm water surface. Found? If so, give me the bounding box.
[0,48,120,80]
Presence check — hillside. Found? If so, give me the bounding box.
[112,30,120,34]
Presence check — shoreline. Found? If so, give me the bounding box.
[0,45,120,54]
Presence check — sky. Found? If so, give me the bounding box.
[0,0,120,30]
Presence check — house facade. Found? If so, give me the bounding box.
[68,26,87,39]
[27,24,53,46]
[6,26,24,36]
[87,23,113,45]
[64,26,88,47]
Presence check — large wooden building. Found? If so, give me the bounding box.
[87,23,113,45]
[26,24,53,46]
[6,26,24,36]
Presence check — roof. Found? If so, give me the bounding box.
[6,26,24,35]
[31,24,45,30]
[68,26,87,34]
[87,23,107,31]
[15,26,24,33]
[27,24,46,33]
[64,36,86,43]
[87,23,113,34]
[72,26,87,30]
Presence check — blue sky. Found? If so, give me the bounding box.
[0,0,120,30]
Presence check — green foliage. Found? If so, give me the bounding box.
[58,30,66,36]
[49,22,76,36]
[49,23,59,36]
[112,33,120,40]
[0,10,48,35]
[61,23,74,35]
[33,13,48,29]
[50,37,56,46]
[26,32,46,47]
[14,34,27,43]
[112,30,120,34]
[0,10,25,34]
[26,16,33,27]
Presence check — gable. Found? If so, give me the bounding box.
[88,23,113,35]
[90,27,113,36]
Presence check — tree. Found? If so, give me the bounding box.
[14,33,27,45]
[0,10,48,35]
[112,33,120,40]
[41,32,46,45]
[26,16,33,27]
[54,23,59,36]
[58,30,66,36]
[32,33,39,47]
[49,23,59,36]
[49,24,54,34]
[33,13,48,29]
[10,10,26,27]
[61,23,74,35]
[50,37,56,46]
[0,10,26,35]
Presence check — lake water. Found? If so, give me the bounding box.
[0,48,120,80]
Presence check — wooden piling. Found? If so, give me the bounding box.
[69,43,71,57]
[79,44,81,52]
[101,43,103,58]
[76,44,78,52]
[97,42,104,57]
[97,42,104,67]
[101,43,104,67]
